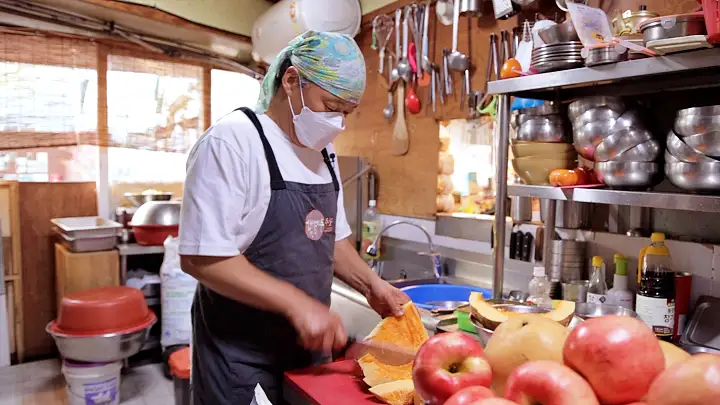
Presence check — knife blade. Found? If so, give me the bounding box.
[341,335,417,366]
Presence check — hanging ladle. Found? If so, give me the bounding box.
[389,8,403,85]
[447,0,469,72]
[395,6,412,83]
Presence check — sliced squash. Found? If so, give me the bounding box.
[358,302,428,386]
[469,292,575,331]
[369,379,416,405]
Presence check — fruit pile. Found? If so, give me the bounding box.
[411,315,719,405]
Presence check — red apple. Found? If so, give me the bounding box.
[444,386,495,405]
[412,332,492,405]
[563,316,664,404]
[504,360,599,405]
[471,399,518,405]
[645,353,720,405]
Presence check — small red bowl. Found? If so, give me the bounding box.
[132,224,178,246]
[55,286,153,336]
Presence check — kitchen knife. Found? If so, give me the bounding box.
[340,335,417,366]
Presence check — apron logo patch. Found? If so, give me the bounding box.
[305,210,325,241]
[305,210,335,240]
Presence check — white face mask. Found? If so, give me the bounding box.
[288,81,345,151]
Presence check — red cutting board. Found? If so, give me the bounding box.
[284,360,383,405]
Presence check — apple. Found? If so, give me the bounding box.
[504,360,599,405]
[472,399,518,405]
[659,340,691,369]
[563,315,664,404]
[444,386,495,405]
[412,332,492,405]
[646,353,720,405]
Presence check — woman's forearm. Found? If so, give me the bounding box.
[180,254,308,318]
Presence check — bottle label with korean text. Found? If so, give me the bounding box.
[636,294,675,338]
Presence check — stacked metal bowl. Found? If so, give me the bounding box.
[511,104,577,185]
[569,96,662,189]
[666,105,720,193]
[531,41,584,73]
[548,240,587,282]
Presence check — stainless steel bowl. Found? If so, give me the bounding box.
[124,192,173,207]
[573,107,623,129]
[677,105,720,117]
[47,320,155,362]
[574,303,639,319]
[612,110,644,133]
[595,128,653,161]
[681,132,720,158]
[517,118,566,142]
[538,21,580,44]
[675,114,720,137]
[573,119,616,160]
[130,201,182,226]
[640,14,707,43]
[595,161,662,189]
[568,97,625,122]
[666,161,720,192]
[516,113,563,127]
[584,45,629,67]
[518,103,561,116]
[665,150,682,164]
[470,315,584,347]
[667,131,720,163]
[613,139,661,162]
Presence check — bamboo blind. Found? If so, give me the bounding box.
[0,32,209,153]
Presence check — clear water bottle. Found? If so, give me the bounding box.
[588,256,609,305]
[361,200,382,261]
[528,266,553,309]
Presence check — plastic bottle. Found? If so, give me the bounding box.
[587,256,609,304]
[638,233,670,284]
[361,200,382,261]
[637,242,676,342]
[607,254,634,310]
[528,266,553,309]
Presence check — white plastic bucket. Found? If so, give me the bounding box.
[62,360,122,405]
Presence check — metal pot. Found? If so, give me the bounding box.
[540,200,591,229]
[130,201,181,226]
[640,14,707,43]
[459,0,482,16]
[510,196,532,222]
[612,7,660,35]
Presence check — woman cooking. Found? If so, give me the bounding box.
[178,31,410,404]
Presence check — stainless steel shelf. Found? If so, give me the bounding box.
[118,243,165,256]
[508,184,720,213]
[488,48,720,99]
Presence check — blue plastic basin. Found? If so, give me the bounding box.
[401,284,493,310]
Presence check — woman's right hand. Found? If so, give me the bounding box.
[287,295,347,354]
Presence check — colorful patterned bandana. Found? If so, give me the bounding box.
[256,31,366,112]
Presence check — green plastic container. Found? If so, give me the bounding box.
[455,310,476,334]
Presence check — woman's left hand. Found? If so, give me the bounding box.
[366,278,411,318]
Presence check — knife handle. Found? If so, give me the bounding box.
[333,336,358,361]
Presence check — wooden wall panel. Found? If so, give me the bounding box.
[336,0,698,219]
[19,182,98,359]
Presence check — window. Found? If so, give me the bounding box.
[211,69,261,123]
[107,54,203,153]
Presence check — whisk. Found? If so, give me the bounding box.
[372,14,394,74]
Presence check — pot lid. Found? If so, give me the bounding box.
[638,12,706,31]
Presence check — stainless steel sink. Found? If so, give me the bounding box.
[389,276,486,289]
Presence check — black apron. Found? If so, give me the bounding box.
[190,107,339,405]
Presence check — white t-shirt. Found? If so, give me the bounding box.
[178,110,352,257]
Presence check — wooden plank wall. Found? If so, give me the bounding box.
[20,182,98,359]
[335,0,698,219]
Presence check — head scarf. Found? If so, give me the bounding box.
[256,31,366,112]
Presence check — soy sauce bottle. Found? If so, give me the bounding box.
[636,247,675,342]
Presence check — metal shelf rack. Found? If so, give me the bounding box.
[487,48,720,300]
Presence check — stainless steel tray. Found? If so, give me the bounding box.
[54,228,117,253]
[680,295,720,351]
[51,216,122,239]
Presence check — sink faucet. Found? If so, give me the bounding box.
[365,220,443,279]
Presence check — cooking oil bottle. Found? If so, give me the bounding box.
[637,233,670,284]
[637,240,675,342]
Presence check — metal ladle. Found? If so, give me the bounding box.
[396,6,412,82]
[383,90,395,120]
[389,8,402,85]
[447,0,469,72]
